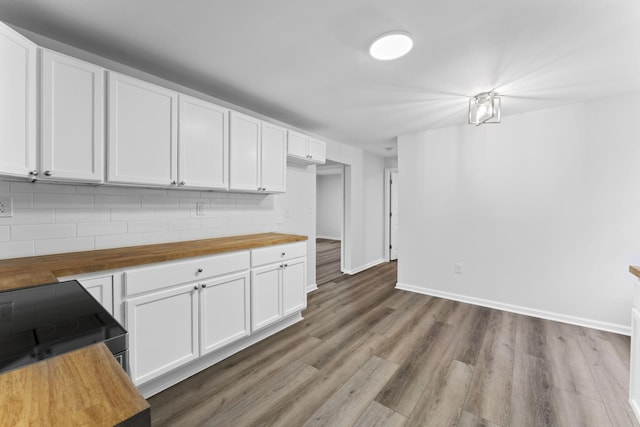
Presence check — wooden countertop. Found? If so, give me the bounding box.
[0,232,307,291]
[630,266,640,279]
[0,232,307,426]
[0,343,149,427]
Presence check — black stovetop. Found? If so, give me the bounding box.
[0,280,127,374]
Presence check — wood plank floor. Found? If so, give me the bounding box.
[316,238,343,285]
[148,262,638,426]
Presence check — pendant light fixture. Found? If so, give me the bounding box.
[468,92,501,125]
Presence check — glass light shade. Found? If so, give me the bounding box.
[469,92,501,125]
[369,32,413,60]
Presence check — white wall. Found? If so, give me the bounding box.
[276,165,317,289]
[325,142,386,273]
[397,94,640,334]
[316,173,342,240]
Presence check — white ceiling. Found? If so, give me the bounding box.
[1,0,639,157]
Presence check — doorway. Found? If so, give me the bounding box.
[316,161,345,285]
[384,168,399,261]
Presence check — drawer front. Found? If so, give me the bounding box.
[251,242,306,267]
[125,251,250,296]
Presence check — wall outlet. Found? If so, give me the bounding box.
[0,197,12,218]
[454,263,463,274]
[196,202,205,216]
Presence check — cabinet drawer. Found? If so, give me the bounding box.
[251,242,306,267]
[125,251,250,296]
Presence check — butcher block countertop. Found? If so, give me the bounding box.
[0,343,149,427]
[631,266,640,279]
[0,232,307,291]
[0,232,307,426]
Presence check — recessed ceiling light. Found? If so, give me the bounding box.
[369,31,413,61]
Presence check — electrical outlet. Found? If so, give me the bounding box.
[0,302,12,322]
[454,263,463,274]
[0,197,12,218]
[196,202,205,216]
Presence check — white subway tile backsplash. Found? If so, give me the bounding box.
[0,226,9,242]
[127,187,169,196]
[12,223,76,241]
[0,182,280,259]
[77,221,127,237]
[76,186,129,196]
[111,209,155,221]
[56,209,110,223]
[142,196,180,209]
[35,237,95,256]
[168,219,202,231]
[127,220,169,233]
[0,209,55,225]
[10,181,77,194]
[95,233,143,249]
[155,208,190,220]
[34,193,94,209]
[9,193,34,209]
[95,195,142,209]
[0,241,34,258]
[142,231,181,244]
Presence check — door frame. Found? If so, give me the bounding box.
[384,168,398,261]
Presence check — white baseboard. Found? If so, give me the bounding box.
[316,235,341,241]
[343,258,386,275]
[396,282,631,336]
[306,283,318,293]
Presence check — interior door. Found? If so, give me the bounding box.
[390,171,399,260]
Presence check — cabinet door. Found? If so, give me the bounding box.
[126,283,198,385]
[0,23,37,178]
[287,131,307,160]
[178,95,229,190]
[282,257,306,316]
[251,264,282,331]
[41,50,104,182]
[108,72,177,186]
[307,138,326,164]
[199,271,250,355]
[260,122,287,193]
[77,275,114,315]
[229,111,261,191]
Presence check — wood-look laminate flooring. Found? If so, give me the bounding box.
[148,262,638,427]
[316,238,343,285]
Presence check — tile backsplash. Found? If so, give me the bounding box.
[0,179,280,259]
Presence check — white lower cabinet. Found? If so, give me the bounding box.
[250,242,307,332]
[282,257,306,316]
[123,242,307,392]
[126,282,199,385]
[251,264,283,331]
[200,271,250,355]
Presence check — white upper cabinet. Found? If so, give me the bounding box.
[229,111,261,191]
[107,72,178,186]
[260,122,287,193]
[308,138,326,163]
[178,95,229,190]
[0,22,37,178]
[229,112,286,193]
[40,49,104,183]
[287,130,326,165]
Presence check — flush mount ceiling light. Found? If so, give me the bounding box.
[468,91,501,126]
[369,31,413,60]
